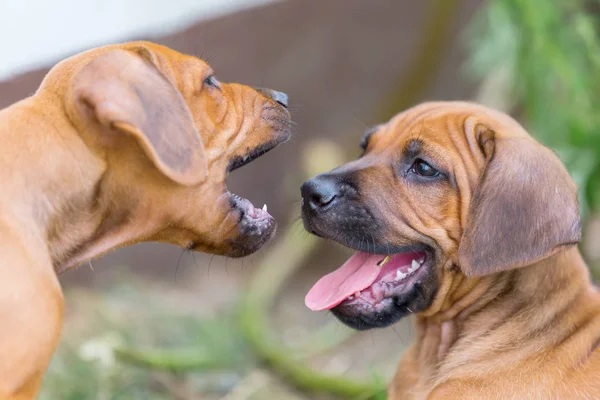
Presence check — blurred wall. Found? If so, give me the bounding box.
[0,0,278,80]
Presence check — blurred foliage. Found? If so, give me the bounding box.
[466,0,600,217]
[40,285,251,400]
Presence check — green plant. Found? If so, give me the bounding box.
[466,0,600,217]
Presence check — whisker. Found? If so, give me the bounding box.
[223,251,232,276]
[174,248,187,284]
[191,251,200,269]
[369,232,377,254]
[392,325,406,345]
[207,254,216,278]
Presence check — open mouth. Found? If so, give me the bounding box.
[226,141,282,225]
[305,250,430,311]
[223,142,284,256]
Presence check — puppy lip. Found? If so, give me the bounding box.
[230,193,273,221]
[227,139,282,173]
[226,192,276,256]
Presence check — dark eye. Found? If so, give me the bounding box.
[204,75,219,88]
[410,159,439,177]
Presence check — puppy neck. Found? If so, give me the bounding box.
[0,92,119,273]
[412,246,598,383]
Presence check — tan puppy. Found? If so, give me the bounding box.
[0,41,291,399]
[301,102,600,399]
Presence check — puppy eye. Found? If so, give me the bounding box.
[204,75,220,88]
[410,159,439,177]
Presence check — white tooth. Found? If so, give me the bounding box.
[262,204,268,212]
[243,155,249,162]
[418,257,425,265]
[355,291,362,297]
[348,295,354,300]
[396,270,408,281]
[411,259,420,271]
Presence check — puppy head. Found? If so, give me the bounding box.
[301,101,581,330]
[59,42,291,265]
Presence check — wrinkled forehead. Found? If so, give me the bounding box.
[366,102,528,155]
[172,53,212,73]
[367,110,466,156]
[141,43,213,87]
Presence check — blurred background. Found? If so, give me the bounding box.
[1,0,599,399]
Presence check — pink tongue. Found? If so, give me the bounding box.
[305,251,385,311]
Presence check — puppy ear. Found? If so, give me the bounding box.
[458,127,582,276]
[73,48,207,186]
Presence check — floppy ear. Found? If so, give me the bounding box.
[73,48,207,186]
[458,127,582,276]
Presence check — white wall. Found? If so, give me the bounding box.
[0,0,279,80]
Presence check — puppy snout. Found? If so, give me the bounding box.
[255,87,289,108]
[301,175,342,211]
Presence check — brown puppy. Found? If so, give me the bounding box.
[0,41,291,399]
[301,102,600,399]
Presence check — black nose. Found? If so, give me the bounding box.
[255,87,289,108]
[301,175,341,211]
